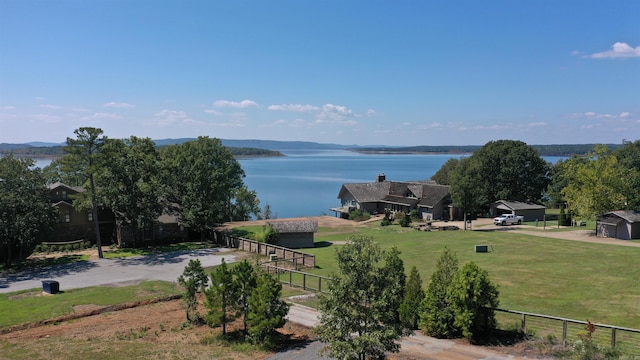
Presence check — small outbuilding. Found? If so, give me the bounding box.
[597,210,640,240]
[490,200,546,222]
[267,220,318,249]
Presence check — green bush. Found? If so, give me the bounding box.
[381,210,393,226]
[348,209,371,222]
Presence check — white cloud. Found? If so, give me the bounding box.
[619,112,631,118]
[154,109,190,126]
[366,109,376,117]
[104,101,135,108]
[71,108,89,112]
[268,104,319,112]
[2,105,16,110]
[588,42,640,59]
[204,109,223,116]
[33,114,62,123]
[213,99,259,108]
[40,104,60,109]
[83,112,122,120]
[317,104,354,122]
[527,122,547,128]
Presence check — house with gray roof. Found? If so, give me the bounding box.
[597,210,640,240]
[331,174,452,220]
[490,200,546,222]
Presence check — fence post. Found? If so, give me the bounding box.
[289,270,293,288]
[521,314,526,334]
[318,277,322,293]
[562,320,568,348]
[303,273,307,291]
[611,328,616,348]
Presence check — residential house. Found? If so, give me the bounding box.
[597,210,640,240]
[332,174,453,220]
[267,219,318,248]
[48,182,115,243]
[490,200,546,222]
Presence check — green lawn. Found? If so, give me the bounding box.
[237,223,640,329]
[0,281,179,328]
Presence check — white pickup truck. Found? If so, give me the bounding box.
[493,214,524,226]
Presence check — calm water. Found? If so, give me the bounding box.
[34,151,565,219]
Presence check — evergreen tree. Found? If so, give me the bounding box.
[233,260,257,334]
[449,262,500,342]
[400,266,424,330]
[419,247,460,338]
[177,259,209,323]
[247,270,289,347]
[205,258,236,334]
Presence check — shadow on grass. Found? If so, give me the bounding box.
[313,241,333,248]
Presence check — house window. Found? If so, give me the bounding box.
[62,190,67,198]
[88,213,93,222]
[65,214,70,223]
[60,208,71,223]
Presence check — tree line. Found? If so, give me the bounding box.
[0,127,264,266]
[352,143,626,157]
[430,139,640,220]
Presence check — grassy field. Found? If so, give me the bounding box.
[0,281,179,328]
[241,223,640,329]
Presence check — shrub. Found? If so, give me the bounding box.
[177,259,209,323]
[349,209,371,222]
[381,210,393,226]
[409,209,421,221]
[398,212,411,227]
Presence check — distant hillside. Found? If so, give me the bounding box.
[154,138,358,150]
[0,142,284,159]
[351,144,625,157]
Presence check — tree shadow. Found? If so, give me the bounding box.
[470,328,530,346]
[313,241,333,248]
[0,259,99,289]
[112,248,224,267]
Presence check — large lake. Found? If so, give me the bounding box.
[34,150,565,219]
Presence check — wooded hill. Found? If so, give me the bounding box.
[351,144,625,157]
[0,144,284,159]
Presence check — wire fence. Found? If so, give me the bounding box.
[494,309,640,356]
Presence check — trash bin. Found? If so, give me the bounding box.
[42,280,60,294]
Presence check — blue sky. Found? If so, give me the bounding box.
[1,1,639,146]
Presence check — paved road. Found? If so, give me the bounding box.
[0,248,235,293]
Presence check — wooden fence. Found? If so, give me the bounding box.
[261,264,332,293]
[214,231,315,268]
[494,308,640,355]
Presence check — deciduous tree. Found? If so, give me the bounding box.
[98,137,163,247]
[316,235,408,360]
[563,145,637,218]
[0,156,56,267]
[161,137,246,241]
[449,140,550,215]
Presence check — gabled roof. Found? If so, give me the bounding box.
[600,210,640,223]
[268,220,318,233]
[48,182,85,193]
[493,200,546,211]
[338,179,450,208]
[417,184,451,208]
[338,182,390,203]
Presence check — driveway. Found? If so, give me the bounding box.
[0,248,235,293]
